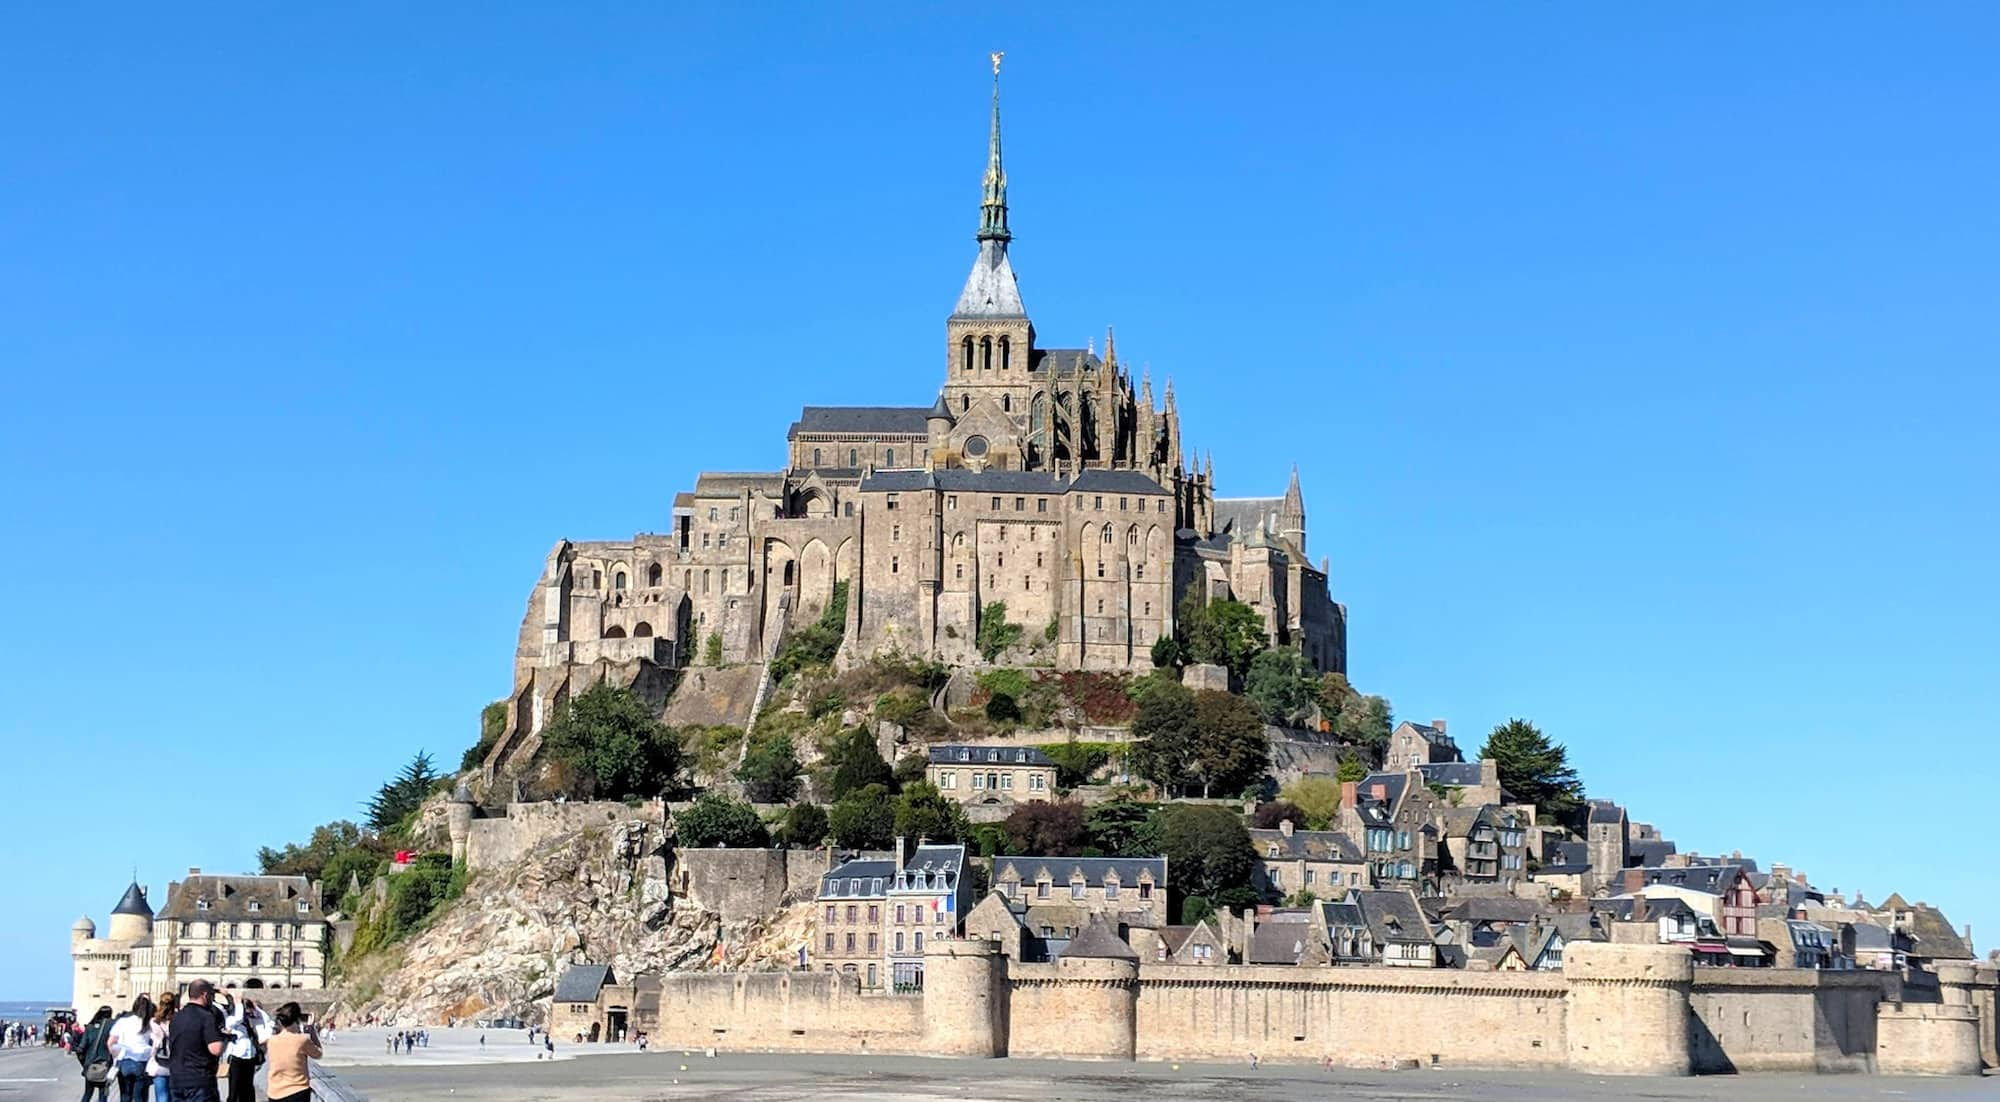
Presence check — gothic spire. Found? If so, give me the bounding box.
[977,52,1011,244]
[1283,464,1304,513]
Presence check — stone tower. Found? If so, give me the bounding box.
[107,881,153,944]
[1279,464,1306,554]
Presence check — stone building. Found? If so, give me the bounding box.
[1248,819,1367,900]
[1384,720,1458,770]
[885,844,972,991]
[812,841,971,990]
[71,872,330,1016]
[814,855,891,988]
[482,66,1346,783]
[1339,772,1444,892]
[925,744,1055,809]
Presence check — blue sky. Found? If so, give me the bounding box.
[3,5,1996,997]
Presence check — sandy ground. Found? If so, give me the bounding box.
[4,1037,1995,1102]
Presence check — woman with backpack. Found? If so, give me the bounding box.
[105,994,154,1102]
[143,994,176,1102]
[75,1005,115,1102]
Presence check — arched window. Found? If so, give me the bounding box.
[683,569,692,591]
[1128,525,1139,544]
[1000,335,1011,371]
[844,502,855,517]
[613,570,627,590]
[961,336,974,373]
[783,561,795,586]
[885,448,894,465]
[1101,527,1113,543]
[848,448,858,466]
[647,563,662,587]
[1001,394,1011,413]
[604,625,626,639]
[702,570,711,595]
[812,448,822,466]
[633,622,653,637]
[962,395,970,412]
[980,335,993,371]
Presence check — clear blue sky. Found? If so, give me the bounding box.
[4,5,1995,997]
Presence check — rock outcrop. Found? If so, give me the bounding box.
[334,816,812,1025]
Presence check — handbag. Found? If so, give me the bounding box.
[84,1059,112,1085]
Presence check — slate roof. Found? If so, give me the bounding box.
[1510,924,1562,966]
[860,469,1068,494]
[554,963,614,1004]
[1587,800,1624,825]
[1905,904,1974,960]
[928,744,1054,767]
[1028,348,1102,377]
[1248,827,1362,863]
[1443,896,1545,925]
[112,882,153,918]
[1415,761,1486,788]
[1068,469,1169,495]
[953,240,1027,318]
[1064,918,1140,961]
[691,471,788,496]
[1319,901,1366,930]
[1249,911,1315,965]
[992,856,1166,889]
[788,406,934,438]
[1213,498,1284,539]
[1636,865,1748,896]
[1356,772,1412,811]
[890,845,966,895]
[819,858,896,899]
[1539,842,1593,874]
[159,875,323,922]
[1350,890,1433,945]
[1629,839,1677,866]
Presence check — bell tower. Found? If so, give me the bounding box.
[941,53,1035,466]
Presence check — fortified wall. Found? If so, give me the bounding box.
[643,941,2000,1077]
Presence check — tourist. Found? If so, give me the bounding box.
[261,1003,320,1102]
[221,999,268,1102]
[146,995,177,1102]
[75,1006,116,1102]
[166,980,227,1102]
[107,994,156,1102]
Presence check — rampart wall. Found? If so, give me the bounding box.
[463,801,665,870]
[641,940,1989,1077]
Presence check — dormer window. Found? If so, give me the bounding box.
[958,749,970,762]
[248,901,261,914]
[196,899,209,912]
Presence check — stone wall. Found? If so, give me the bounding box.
[464,802,665,871]
[1688,968,1897,1073]
[1136,963,1568,1067]
[641,938,1983,1077]
[669,848,830,924]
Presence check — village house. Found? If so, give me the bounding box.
[1139,918,1227,965]
[814,855,892,987]
[1349,889,1438,967]
[1622,863,1759,937]
[1339,773,1442,892]
[989,856,1168,930]
[1313,899,1375,965]
[1436,805,1529,887]
[1383,719,1459,770]
[1248,819,1367,901]
[884,843,971,991]
[1413,758,1504,807]
[925,744,1056,809]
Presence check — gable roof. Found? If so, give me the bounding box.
[1249,912,1315,965]
[1634,864,1749,896]
[1587,800,1625,825]
[1350,889,1433,945]
[788,406,934,438]
[1540,841,1593,873]
[1248,827,1362,863]
[1443,896,1545,925]
[1906,903,1974,960]
[554,963,614,1004]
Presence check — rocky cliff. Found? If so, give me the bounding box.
[333,816,813,1025]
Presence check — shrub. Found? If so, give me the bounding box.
[537,683,685,801]
[829,784,896,849]
[823,728,892,800]
[1056,671,1136,724]
[736,733,803,804]
[1042,741,1114,788]
[769,581,849,684]
[1001,802,1089,856]
[976,601,1024,662]
[774,802,829,848]
[676,794,770,848]
[977,668,1033,701]
[703,632,723,666]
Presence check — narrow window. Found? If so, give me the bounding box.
[891,557,899,574]
[813,447,822,466]
[962,335,974,372]
[1014,497,1024,511]
[886,448,895,465]
[1002,394,1011,412]
[1037,498,1047,513]
[849,448,858,465]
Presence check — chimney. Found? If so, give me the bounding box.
[1340,781,1359,810]
[1279,819,1295,838]
[894,835,907,873]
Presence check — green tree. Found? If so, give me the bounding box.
[1179,592,1267,678]
[891,752,929,790]
[1320,673,1393,761]
[976,601,1025,662]
[537,682,685,801]
[1150,635,1183,669]
[1336,757,1368,784]
[823,728,893,800]
[365,752,443,833]
[1244,647,1319,726]
[384,853,456,940]
[1158,803,1255,906]
[1480,718,1583,819]
[828,784,896,850]
[675,794,771,848]
[702,632,723,666]
[321,847,385,909]
[1250,800,1306,830]
[1281,776,1345,830]
[1128,679,1198,793]
[1042,742,1112,788]
[1188,690,1269,798]
[736,734,803,804]
[892,782,968,845]
[1001,802,1090,856]
[258,820,366,880]
[774,802,829,848]
[1084,799,1160,858]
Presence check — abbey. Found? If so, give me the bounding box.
[491,68,1344,765]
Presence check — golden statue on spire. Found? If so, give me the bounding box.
[991,51,1004,75]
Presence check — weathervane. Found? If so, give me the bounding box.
[991,51,1004,76]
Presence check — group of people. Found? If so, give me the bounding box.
[69,979,323,1102]
[384,1029,427,1054]
[2,1018,58,1047]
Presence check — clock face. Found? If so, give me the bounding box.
[964,435,989,458]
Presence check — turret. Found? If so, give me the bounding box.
[107,881,152,944]
[71,915,96,947]
[1280,464,1306,555]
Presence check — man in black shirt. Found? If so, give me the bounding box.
[166,979,227,1102]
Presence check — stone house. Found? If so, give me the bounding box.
[1248,909,1321,965]
[1141,919,1226,965]
[1383,720,1459,770]
[1436,805,1529,887]
[1313,900,1375,965]
[553,963,636,1043]
[1759,918,1844,969]
[1531,840,1596,899]
[1339,773,1442,892]
[884,844,971,991]
[1585,800,1628,884]
[1414,758,1503,808]
[1622,864,1758,937]
[989,856,1168,931]
[1348,889,1437,967]
[1247,819,1366,901]
[926,744,1055,809]
[814,855,892,988]
[1875,893,1975,966]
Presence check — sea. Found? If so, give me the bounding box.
[0,1000,65,1019]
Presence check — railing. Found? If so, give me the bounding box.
[309,1060,370,1102]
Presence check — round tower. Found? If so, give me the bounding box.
[107,882,153,944]
[921,937,1007,1057]
[1563,941,1693,1075]
[70,914,96,948]
[446,782,476,866]
[1049,920,1139,1060]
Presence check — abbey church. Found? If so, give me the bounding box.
[489,67,1345,771]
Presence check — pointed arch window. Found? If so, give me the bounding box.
[1001,394,1011,413]
[962,336,974,373]
[981,335,993,371]
[999,336,1011,371]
